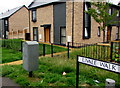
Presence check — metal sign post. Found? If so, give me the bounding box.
[29,71,33,77]
[68,42,70,58]
[76,56,79,88]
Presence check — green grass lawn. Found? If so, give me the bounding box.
[1,39,22,51]
[1,39,67,63]
[39,44,67,55]
[1,47,22,64]
[1,40,119,87]
[1,51,120,87]
[1,39,68,55]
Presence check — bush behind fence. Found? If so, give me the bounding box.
[1,39,22,51]
[1,39,68,56]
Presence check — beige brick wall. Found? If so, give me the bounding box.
[111,26,117,41]
[66,1,73,40]
[30,5,54,43]
[29,2,117,44]
[8,6,29,39]
[66,2,103,45]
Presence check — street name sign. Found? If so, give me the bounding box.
[76,56,120,88]
[78,56,120,73]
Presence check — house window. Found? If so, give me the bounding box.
[83,2,91,39]
[85,2,88,11]
[117,11,120,17]
[98,26,100,37]
[60,27,66,45]
[32,9,36,22]
[5,20,8,26]
[4,19,9,32]
[85,27,88,37]
[33,27,38,41]
[109,8,112,15]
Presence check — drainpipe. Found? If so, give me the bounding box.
[72,0,74,47]
[1,19,3,39]
[28,10,31,40]
[118,26,120,40]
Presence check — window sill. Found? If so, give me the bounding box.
[83,37,90,40]
[32,20,37,22]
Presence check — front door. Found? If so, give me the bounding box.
[33,27,38,41]
[44,28,50,42]
[107,26,112,42]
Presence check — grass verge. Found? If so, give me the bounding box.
[1,55,120,87]
[39,43,67,55]
[1,39,67,63]
[1,47,22,64]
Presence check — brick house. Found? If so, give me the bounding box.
[66,1,120,45]
[0,5,29,39]
[28,0,120,46]
[28,0,66,44]
[108,4,120,41]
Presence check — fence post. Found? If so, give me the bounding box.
[68,42,70,58]
[4,39,5,47]
[43,44,45,56]
[110,42,113,62]
[51,43,53,57]
[96,43,98,59]
[21,40,23,52]
[2,39,4,47]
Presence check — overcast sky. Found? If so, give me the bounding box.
[0,0,119,13]
[0,0,33,13]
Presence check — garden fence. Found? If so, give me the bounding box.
[2,39,119,62]
[1,39,67,57]
[110,41,120,63]
[68,41,120,63]
[1,39,22,52]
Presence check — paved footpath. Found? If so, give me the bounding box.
[0,77,21,88]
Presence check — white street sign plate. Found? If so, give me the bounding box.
[78,56,120,74]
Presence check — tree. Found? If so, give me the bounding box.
[85,1,119,42]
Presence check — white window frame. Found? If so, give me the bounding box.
[109,8,112,15]
[97,26,100,37]
[32,10,36,22]
[60,27,66,45]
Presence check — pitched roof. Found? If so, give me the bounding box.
[118,2,120,5]
[0,5,26,19]
[28,0,60,9]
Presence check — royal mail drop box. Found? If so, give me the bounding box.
[23,41,39,72]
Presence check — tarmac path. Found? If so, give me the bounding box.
[0,77,20,88]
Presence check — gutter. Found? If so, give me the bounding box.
[28,10,31,40]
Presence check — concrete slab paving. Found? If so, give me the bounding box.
[0,77,20,88]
